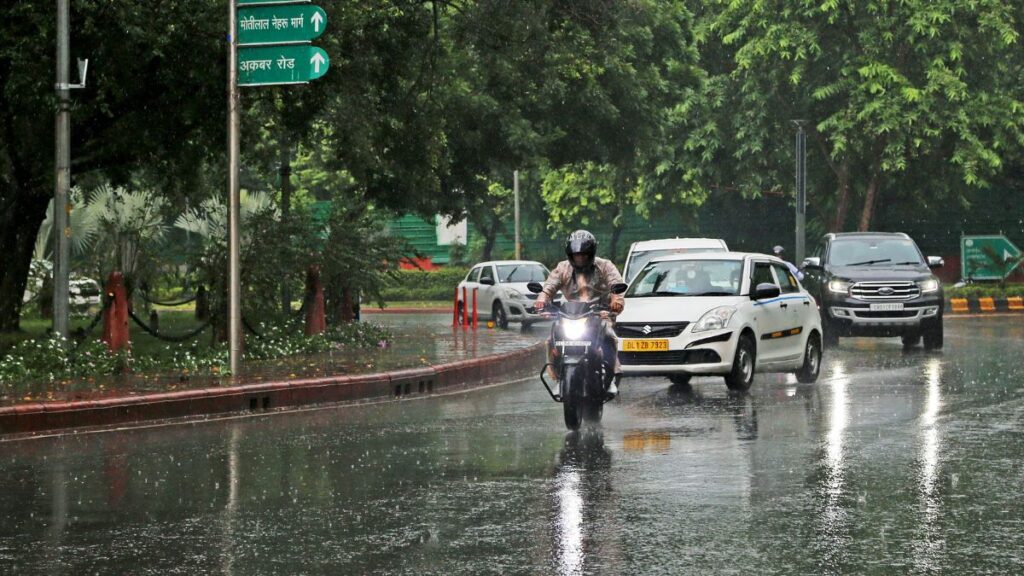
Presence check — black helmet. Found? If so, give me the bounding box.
[565,230,598,271]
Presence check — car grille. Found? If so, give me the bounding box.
[615,322,690,338]
[849,281,920,301]
[852,309,919,318]
[620,349,720,366]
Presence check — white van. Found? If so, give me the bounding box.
[622,237,729,282]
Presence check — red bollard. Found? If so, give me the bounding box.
[472,287,478,329]
[452,287,460,326]
[102,271,130,352]
[462,286,469,329]
[304,265,326,335]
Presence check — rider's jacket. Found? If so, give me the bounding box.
[539,256,625,310]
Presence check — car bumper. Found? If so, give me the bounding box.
[826,295,942,334]
[618,329,737,376]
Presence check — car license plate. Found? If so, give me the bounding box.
[870,302,904,311]
[622,339,669,352]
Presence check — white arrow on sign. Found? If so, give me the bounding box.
[311,52,326,73]
[311,11,323,32]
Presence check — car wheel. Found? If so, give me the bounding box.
[923,317,943,350]
[901,332,921,348]
[795,332,822,384]
[456,301,466,325]
[725,334,756,392]
[492,301,508,329]
[668,374,692,386]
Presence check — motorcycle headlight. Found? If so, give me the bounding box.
[692,306,736,333]
[562,318,588,340]
[917,278,939,293]
[505,288,527,301]
[828,279,851,294]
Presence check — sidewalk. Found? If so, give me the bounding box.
[0,312,549,436]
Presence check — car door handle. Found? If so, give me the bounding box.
[779,303,788,309]
[802,301,810,306]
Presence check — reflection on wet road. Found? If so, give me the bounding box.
[2,317,1024,574]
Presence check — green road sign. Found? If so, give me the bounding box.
[239,0,309,5]
[961,235,1023,280]
[238,4,326,46]
[238,45,329,86]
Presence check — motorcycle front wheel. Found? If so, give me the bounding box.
[562,365,582,430]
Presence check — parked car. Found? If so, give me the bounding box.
[622,237,729,283]
[456,260,563,328]
[615,252,823,391]
[800,232,944,349]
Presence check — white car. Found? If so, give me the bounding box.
[615,252,823,390]
[456,260,562,328]
[622,237,729,282]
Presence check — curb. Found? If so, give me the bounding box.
[945,296,1024,314]
[0,342,546,437]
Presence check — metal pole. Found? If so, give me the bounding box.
[53,0,71,343]
[228,0,242,374]
[794,120,807,264]
[514,170,520,260]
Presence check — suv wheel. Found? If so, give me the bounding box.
[923,316,943,350]
[901,332,921,348]
[725,335,756,392]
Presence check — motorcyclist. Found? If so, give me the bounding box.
[773,245,805,281]
[535,230,625,398]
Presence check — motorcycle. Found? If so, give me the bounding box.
[527,281,628,430]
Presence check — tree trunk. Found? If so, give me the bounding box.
[831,159,850,232]
[480,225,497,261]
[858,173,881,232]
[0,188,49,332]
[609,220,623,264]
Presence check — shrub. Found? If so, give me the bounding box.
[380,267,470,301]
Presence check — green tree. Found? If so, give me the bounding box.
[696,0,1023,231]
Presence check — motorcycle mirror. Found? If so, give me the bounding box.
[610,282,628,295]
[526,282,543,294]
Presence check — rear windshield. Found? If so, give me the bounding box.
[496,264,549,283]
[627,259,743,297]
[626,247,725,281]
[827,238,923,267]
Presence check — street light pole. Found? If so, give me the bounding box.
[793,120,807,264]
[53,0,72,343]
[228,0,242,375]
[514,170,520,260]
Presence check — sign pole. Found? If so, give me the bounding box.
[53,0,71,344]
[514,170,520,260]
[228,0,242,375]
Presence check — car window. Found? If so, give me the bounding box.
[495,263,548,283]
[625,247,726,280]
[626,259,743,297]
[772,263,799,293]
[751,262,776,291]
[467,267,481,282]
[479,265,495,283]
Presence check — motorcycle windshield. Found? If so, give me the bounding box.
[560,301,591,317]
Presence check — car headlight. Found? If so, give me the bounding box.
[692,306,736,333]
[917,278,939,293]
[505,288,527,301]
[828,279,851,294]
[561,318,588,340]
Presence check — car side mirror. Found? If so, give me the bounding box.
[753,282,781,300]
[927,256,944,269]
[801,257,822,270]
[526,282,543,294]
[479,277,495,286]
[609,282,628,295]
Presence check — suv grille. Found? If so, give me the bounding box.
[615,322,690,338]
[849,281,920,301]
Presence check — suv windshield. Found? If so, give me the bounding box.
[496,264,548,283]
[626,248,723,281]
[828,238,924,267]
[627,260,743,297]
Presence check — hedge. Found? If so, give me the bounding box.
[944,284,1024,299]
[380,268,471,301]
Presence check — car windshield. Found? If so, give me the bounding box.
[828,238,923,267]
[496,263,548,283]
[627,259,743,297]
[626,247,725,280]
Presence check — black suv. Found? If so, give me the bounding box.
[801,232,945,349]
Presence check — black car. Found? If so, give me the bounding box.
[801,232,945,349]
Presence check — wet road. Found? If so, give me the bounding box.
[2,316,1023,574]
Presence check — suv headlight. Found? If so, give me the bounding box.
[917,278,939,293]
[505,288,527,300]
[693,306,736,333]
[828,279,851,294]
